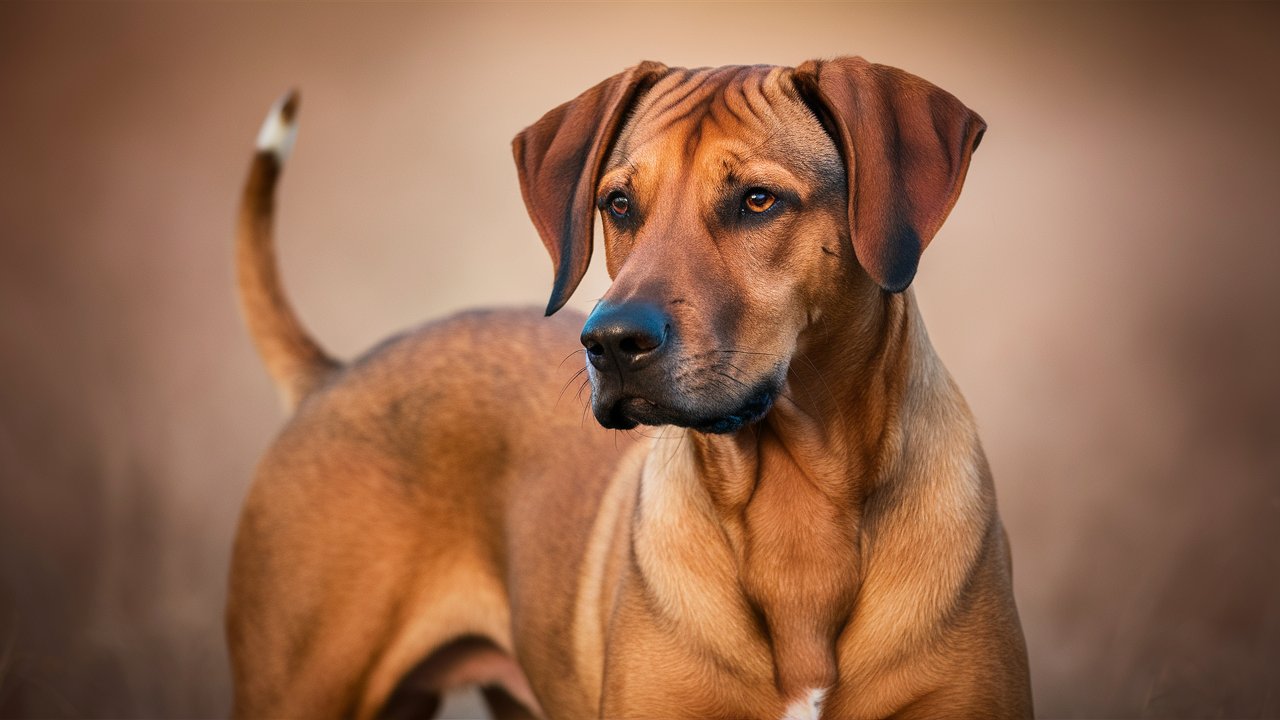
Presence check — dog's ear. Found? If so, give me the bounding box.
[793,57,986,293]
[513,61,669,315]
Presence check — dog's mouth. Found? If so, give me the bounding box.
[598,385,777,434]
[691,389,776,433]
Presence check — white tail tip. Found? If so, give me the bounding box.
[256,89,300,162]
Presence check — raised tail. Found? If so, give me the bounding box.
[236,90,340,410]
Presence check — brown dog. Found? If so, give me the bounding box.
[228,57,1031,719]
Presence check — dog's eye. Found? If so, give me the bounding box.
[606,192,631,219]
[742,189,776,214]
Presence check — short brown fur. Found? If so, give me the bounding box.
[228,58,1031,719]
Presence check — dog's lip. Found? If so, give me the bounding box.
[611,396,664,427]
[606,388,777,435]
[690,389,775,434]
[597,397,642,430]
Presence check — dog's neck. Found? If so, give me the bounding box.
[633,288,930,701]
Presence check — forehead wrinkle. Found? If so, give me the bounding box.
[629,68,698,121]
[622,66,759,152]
[666,67,734,113]
[655,71,740,162]
[709,67,773,132]
[622,68,718,153]
[610,64,838,191]
[678,73,769,172]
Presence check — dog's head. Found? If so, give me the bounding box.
[514,58,985,433]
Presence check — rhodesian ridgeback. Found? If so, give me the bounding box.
[228,57,1032,719]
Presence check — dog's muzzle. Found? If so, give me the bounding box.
[580,301,670,430]
[579,301,778,433]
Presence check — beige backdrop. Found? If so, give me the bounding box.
[1,2,1278,718]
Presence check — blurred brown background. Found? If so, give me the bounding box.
[1,2,1277,718]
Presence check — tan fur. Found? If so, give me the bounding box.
[228,59,1031,719]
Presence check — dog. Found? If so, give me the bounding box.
[227,57,1032,719]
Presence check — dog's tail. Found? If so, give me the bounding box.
[236,90,340,411]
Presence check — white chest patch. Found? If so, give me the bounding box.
[782,687,828,720]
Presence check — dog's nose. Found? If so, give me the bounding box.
[581,302,670,371]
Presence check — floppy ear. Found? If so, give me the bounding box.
[513,61,668,315]
[793,57,986,293]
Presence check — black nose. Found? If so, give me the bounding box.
[581,301,670,371]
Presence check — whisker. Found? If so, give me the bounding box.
[632,427,667,441]
[709,348,784,358]
[716,362,802,409]
[652,427,688,474]
[557,366,589,406]
[713,369,750,389]
[557,348,587,369]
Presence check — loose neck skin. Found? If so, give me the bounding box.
[636,284,923,701]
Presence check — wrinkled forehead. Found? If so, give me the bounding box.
[605,65,841,183]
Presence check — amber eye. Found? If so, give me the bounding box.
[743,189,776,214]
[606,192,631,219]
